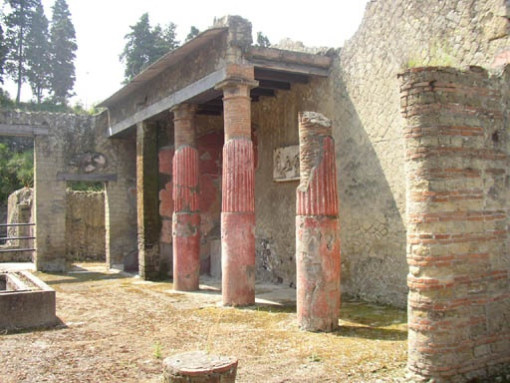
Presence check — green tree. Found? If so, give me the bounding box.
[185,26,199,42]
[256,32,271,48]
[120,13,179,83]
[49,0,77,105]
[152,22,178,59]
[0,143,33,202]
[120,13,154,82]
[4,0,39,103]
[25,1,50,104]
[0,24,7,84]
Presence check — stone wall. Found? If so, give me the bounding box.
[327,0,510,306]
[400,66,509,382]
[0,110,137,271]
[251,78,328,285]
[0,187,33,262]
[66,191,105,261]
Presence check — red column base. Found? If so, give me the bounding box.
[221,212,255,306]
[173,212,200,291]
[296,215,340,332]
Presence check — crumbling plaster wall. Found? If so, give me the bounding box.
[327,0,510,306]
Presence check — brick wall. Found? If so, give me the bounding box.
[400,66,510,381]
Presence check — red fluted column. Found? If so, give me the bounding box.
[171,104,200,291]
[216,69,258,306]
[296,112,341,332]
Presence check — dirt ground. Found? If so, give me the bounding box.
[1,263,408,382]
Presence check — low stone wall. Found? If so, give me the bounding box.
[65,191,105,261]
[0,188,34,262]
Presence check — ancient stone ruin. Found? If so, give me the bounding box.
[0,0,509,381]
[0,270,57,330]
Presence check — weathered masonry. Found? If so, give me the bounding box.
[0,0,509,381]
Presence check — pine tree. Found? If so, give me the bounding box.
[185,26,200,42]
[120,13,179,83]
[49,0,76,105]
[153,22,178,59]
[120,13,154,83]
[0,24,7,84]
[256,32,271,48]
[4,0,39,103]
[25,1,50,104]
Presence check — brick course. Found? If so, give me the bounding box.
[400,66,510,382]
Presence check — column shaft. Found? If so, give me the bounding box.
[172,104,200,291]
[137,121,161,279]
[296,112,341,332]
[219,76,257,306]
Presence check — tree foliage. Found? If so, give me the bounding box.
[0,142,33,202]
[256,32,271,48]
[26,1,51,103]
[185,26,199,42]
[49,0,77,105]
[0,24,7,84]
[120,13,179,83]
[4,0,39,103]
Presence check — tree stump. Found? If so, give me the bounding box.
[163,351,238,383]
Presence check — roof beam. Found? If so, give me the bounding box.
[107,68,227,137]
[248,46,332,77]
[251,88,275,98]
[255,68,309,84]
[257,79,291,90]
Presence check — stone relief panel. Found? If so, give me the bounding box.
[68,152,107,173]
[273,145,300,182]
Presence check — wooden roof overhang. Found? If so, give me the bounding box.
[99,31,333,137]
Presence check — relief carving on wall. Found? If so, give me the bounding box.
[69,152,107,173]
[273,145,300,182]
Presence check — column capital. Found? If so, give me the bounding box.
[170,103,197,119]
[215,64,259,91]
[215,77,259,92]
[172,103,197,149]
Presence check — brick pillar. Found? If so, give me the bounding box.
[216,67,258,306]
[137,121,161,280]
[171,104,201,291]
[296,112,340,332]
[400,67,510,381]
[34,134,67,272]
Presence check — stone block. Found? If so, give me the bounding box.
[0,271,58,330]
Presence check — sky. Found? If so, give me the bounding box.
[7,0,369,107]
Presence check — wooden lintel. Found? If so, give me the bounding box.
[197,109,222,116]
[0,124,49,137]
[107,68,227,137]
[258,80,291,90]
[255,68,309,84]
[56,173,117,182]
[251,88,276,97]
